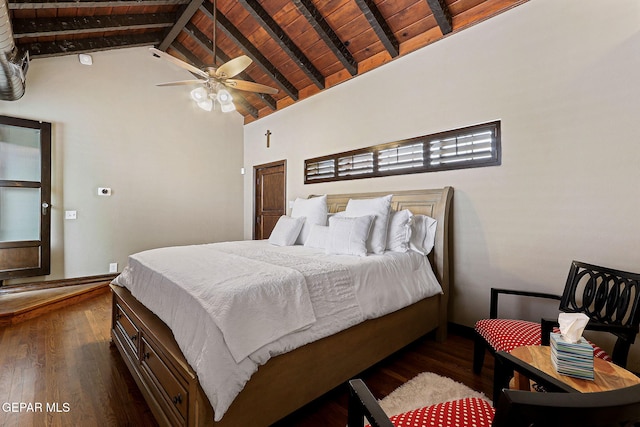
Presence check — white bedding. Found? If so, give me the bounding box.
[113,240,442,421]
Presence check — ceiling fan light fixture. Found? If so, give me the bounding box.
[216,88,235,113]
[216,89,233,104]
[220,101,236,113]
[196,98,214,111]
[190,87,209,102]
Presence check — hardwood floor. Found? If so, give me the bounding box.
[0,291,156,427]
[0,291,494,427]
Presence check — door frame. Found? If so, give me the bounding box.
[253,159,286,240]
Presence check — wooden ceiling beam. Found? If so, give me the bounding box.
[353,0,399,58]
[425,0,453,35]
[23,32,163,58]
[237,0,324,89]
[8,0,188,10]
[170,42,259,119]
[157,0,204,51]
[181,22,277,111]
[292,0,357,76]
[200,2,299,101]
[12,14,174,38]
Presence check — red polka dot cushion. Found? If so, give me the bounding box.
[386,397,494,427]
[475,318,612,361]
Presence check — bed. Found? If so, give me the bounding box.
[109,187,453,427]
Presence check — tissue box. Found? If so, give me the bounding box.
[550,332,594,380]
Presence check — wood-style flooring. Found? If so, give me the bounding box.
[0,291,494,427]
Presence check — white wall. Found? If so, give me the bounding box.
[1,46,245,282]
[244,1,640,367]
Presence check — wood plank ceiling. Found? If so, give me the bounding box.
[8,0,529,123]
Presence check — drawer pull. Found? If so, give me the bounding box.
[172,394,183,405]
[115,312,122,320]
[143,352,150,360]
[130,334,137,341]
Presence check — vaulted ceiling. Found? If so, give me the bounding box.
[8,0,528,123]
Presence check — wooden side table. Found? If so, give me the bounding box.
[493,345,640,405]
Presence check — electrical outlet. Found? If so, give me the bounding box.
[98,187,112,196]
[65,210,77,220]
[109,263,118,273]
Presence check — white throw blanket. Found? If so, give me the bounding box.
[113,241,363,420]
[120,244,317,362]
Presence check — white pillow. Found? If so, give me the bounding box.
[409,215,437,255]
[344,195,393,254]
[325,215,374,257]
[268,216,305,246]
[326,211,344,224]
[386,209,413,252]
[304,225,329,249]
[291,195,328,245]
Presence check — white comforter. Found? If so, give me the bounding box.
[113,240,442,421]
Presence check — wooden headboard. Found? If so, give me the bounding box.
[320,187,454,317]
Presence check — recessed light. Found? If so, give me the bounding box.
[78,54,93,66]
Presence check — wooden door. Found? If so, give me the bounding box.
[0,116,52,284]
[254,160,286,240]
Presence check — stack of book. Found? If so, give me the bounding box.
[550,332,594,380]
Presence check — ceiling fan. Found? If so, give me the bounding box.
[151,0,278,112]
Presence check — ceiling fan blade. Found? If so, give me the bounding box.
[215,55,252,79]
[224,79,279,95]
[149,47,209,79]
[155,80,205,87]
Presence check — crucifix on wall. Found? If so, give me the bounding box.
[265,130,272,148]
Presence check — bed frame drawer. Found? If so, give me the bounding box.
[114,303,139,356]
[140,336,189,424]
[111,285,214,427]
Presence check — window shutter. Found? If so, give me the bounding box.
[429,129,495,166]
[305,159,335,181]
[378,142,424,172]
[338,152,374,177]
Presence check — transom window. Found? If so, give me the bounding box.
[304,121,500,184]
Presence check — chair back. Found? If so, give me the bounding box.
[559,261,640,361]
[492,383,640,427]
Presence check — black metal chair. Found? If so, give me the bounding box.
[347,378,640,427]
[473,261,640,374]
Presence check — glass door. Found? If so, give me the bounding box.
[0,116,51,283]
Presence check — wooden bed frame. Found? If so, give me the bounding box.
[110,187,453,427]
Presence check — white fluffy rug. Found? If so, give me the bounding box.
[377,372,489,418]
